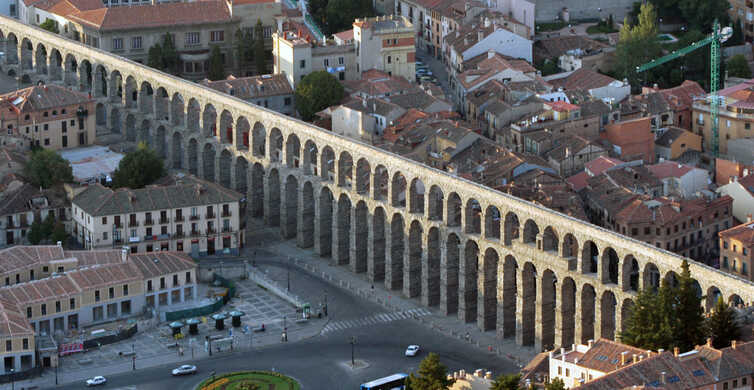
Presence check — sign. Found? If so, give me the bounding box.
[58,343,84,356]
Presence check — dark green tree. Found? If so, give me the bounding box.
[672,260,707,352]
[208,45,225,81]
[545,378,566,390]
[616,2,663,93]
[608,14,614,29]
[147,43,164,70]
[27,219,45,245]
[161,33,179,74]
[308,0,329,28]
[41,213,55,238]
[406,353,455,390]
[620,285,674,350]
[235,28,254,74]
[490,373,522,390]
[51,221,67,245]
[535,58,561,76]
[254,19,267,75]
[678,0,730,32]
[294,70,344,121]
[324,0,374,35]
[24,149,73,189]
[727,54,752,78]
[707,296,741,348]
[39,19,59,34]
[112,142,165,189]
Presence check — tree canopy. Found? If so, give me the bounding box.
[615,2,662,92]
[727,54,752,79]
[545,378,566,390]
[294,70,344,121]
[405,353,455,390]
[235,28,254,75]
[39,19,59,34]
[254,19,267,75]
[24,148,73,189]
[707,296,741,348]
[147,43,164,70]
[322,0,375,35]
[112,142,165,189]
[146,34,179,74]
[208,46,225,81]
[490,374,522,390]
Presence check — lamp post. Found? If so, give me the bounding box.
[286,256,290,292]
[349,336,357,366]
[9,368,14,390]
[55,362,58,385]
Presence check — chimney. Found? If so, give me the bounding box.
[621,351,628,365]
[673,347,679,357]
[661,372,667,384]
[121,247,128,262]
[706,338,712,347]
[732,340,737,349]
[488,49,495,59]
[588,339,594,348]
[561,347,566,360]
[632,354,638,363]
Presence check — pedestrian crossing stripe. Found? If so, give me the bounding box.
[321,308,431,334]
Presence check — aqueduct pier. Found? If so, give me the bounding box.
[2,16,752,352]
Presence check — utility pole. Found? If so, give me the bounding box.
[349,336,357,366]
[287,256,290,291]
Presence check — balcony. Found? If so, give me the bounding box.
[157,233,170,240]
[206,212,216,219]
[174,231,184,238]
[190,230,200,237]
[175,215,184,222]
[144,218,154,226]
[206,227,216,234]
[159,217,169,224]
[221,210,231,217]
[113,222,123,228]
[222,226,233,233]
[189,215,200,221]
[128,220,139,227]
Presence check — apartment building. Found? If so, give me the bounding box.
[272,30,357,89]
[728,0,754,43]
[0,84,95,150]
[200,74,295,116]
[719,217,754,281]
[693,78,754,155]
[353,15,416,82]
[0,184,70,247]
[0,245,197,375]
[71,176,243,257]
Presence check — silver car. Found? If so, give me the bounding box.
[172,364,197,376]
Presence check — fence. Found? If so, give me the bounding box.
[0,365,43,384]
[247,268,306,309]
[165,298,224,322]
[83,322,138,349]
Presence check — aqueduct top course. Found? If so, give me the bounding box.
[1,16,752,351]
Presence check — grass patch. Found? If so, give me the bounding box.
[536,21,568,32]
[197,371,300,390]
[586,24,618,34]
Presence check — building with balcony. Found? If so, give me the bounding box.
[272,29,358,89]
[692,78,754,155]
[71,175,243,257]
[353,15,416,82]
[0,183,70,247]
[729,0,754,43]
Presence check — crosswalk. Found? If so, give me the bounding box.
[321,308,432,334]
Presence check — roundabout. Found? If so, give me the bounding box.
[196,370,301,390]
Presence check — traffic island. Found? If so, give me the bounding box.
[196,370,301,390]
[339,359,369,370]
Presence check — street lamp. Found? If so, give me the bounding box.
[287,256,291,292]
[9,368,14,390]
[349,336,357,366]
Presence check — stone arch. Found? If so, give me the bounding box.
[447,193,462,227]
[480,248,499,331]
[389,213,405,291]
[219,149,232,188]
[303,140,318,176]
[484,206,501,240]
[235,156,248,195]
[409,178,425,214]
[427,185,443,221]
[374,165,389,201]
[138,119,151,147]
[320,146,335,181]
[155,125,167,159]
[285,133,301,169]
[560,277,576,347]
[372,206,386,282]
[78,59,92,92]
[95,103,107,127]
[124,76,137,108]
[202,104,217,138]
[601,247,619,285]
[235,116,250,151]
[523,219,539,245]
[355,158,370,195]
[301,181,314,248]
[426,227,440,306]
[154,87,169,121]
[336,194,351,265]
[462,240,479,323]
[621,298,634,335]
[582,241,598,274]
[125,114,136,142]
[269,128,283,162]
[34,43,47,75]
[354,201,368,273]
[267,168,281,226]
[252,122,266,157]
[643,263,660,291]
[601,290,617,340]
[171,93,184,127]
[464,198,481,234]
[49,48,62,81]
[664,270,679,288]
[318,187,334,257]
[542,226,558,253]
[172,132,183,169]
[187,99,200,131]
[706,286,722,311]
[19,38,33,73]
[504,212,520,245]
[188,138,199,176]
[93,64,107,98]
[622,255,639,292]
[108,69,122,103]
[64,53,77,87]
[202,143,216,182]
[4,33,17,64]
[109,107,121,134]
[445,233,460,315]
[580,284,596,343]
[138,80,153,115]
[250,163,265,217]
[502,255,518,338]
[283,175,298,239]
[406,220,422,298]
[338,151,353,188]
[521,262,537,346]
[391,172,407,208]
[541,269,557,351]
[219,110,233,144]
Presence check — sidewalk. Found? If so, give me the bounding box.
[260,238,538,368]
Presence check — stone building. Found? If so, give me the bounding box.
[0,84,95,150]
[654,127,702,161]
[200,74,295,117]
[0,183,70,247]
[548,338,645,388]
[693,78,754,155]
[71,175,243,256]
[719,218,754,281]
[272,29,357,89]
[0,245,197,375]
[353,15,416,82]
[717,173,754,223]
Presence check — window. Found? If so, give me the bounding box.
[338,56,344,65]
[644,227,650,235]
[173,274,179,286]
[109,287,114,299]
[185,32,200,45]
[160,277,166,289]
[95,290,100,302]
[131,36,142,49]
[113,38,123,50]
[565,368,570,377]
[103,231,108,240]
[339,71,345,81]
[70,297,75,309]
[324,58,329,67]
[55,301,60,313]
[300,59,306,69]
[210,30,224,42]
[147,280,153,292]
[734,380,738,388]
[26,307,31,318]
[387,55,392,64]
[41,303,46,315]
[102,217,107,224]
[123,284,129,296]
[558,366,561,375]
[724,256,729,268]
[186,271,192,283]
[747,123,751,130]
[5,340,10,352]
[22,338,28,350]
[263,26,272,38]
[724,241,729,249]
[284,97,291,106]
[43,266,48,273]
[631,228,638,236]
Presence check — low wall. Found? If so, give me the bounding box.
[247,268,306,309]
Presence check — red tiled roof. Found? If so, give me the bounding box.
[549,101,580,112]
[334,29,354,41]
[567,171,590,191]
[647,161,694,179]
[585,156,624,176]
[548,68,618,91]
[657,80,705,110]
[719,221,754,246]
[68,0,231,30]
[577,339,646,373]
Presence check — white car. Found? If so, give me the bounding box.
[86,376,107,386]
[405,345,420,357]
[172,364,197,376]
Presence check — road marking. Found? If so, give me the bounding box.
[321,309,432,335]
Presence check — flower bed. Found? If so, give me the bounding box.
[196,371,301,390]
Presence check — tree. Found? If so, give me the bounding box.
[39,19,59,34]
[161,33,179,74]
[24,149,73,189]
[308,0,329,28]
[678,0,730,32]
[208,45,225,81]
[147,43,164,70]
[235,28,254,74]
[51,221,67,245]
[616,2,662,92]
[254,19,267,75]
[112,142,165,189]
[707,296,741,348]
[620,285,674,350]
[27,219,45,245]
[672,260,707,352]
[406,353,455,390]
[490,374,522,390]
[324,0,374,35]
[545,378,566,390]
[294,70,344,121]
[727,54,752,78]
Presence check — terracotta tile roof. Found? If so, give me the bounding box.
[547,68,618,91]
[201,74,293,100]
[0,84,92,112]
[655,127,689,148]
[567,171,590,191]
[68,0,231,31]
[657,80,705,111]
[333,29,354,41]
[717,79,754,98]
[458,53,532,90]
[647,160,695,179]
[697,341,754,381]
[548,101,580,112]
[719,221,754,246]
[577,339,646,373]
[0,245,65,275]
[585,156,624,176]
[342,71,414,97]
[534,35,609,61]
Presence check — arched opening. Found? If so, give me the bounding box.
[664,271,679,288]
[138,81,153,115]
[391,172,407,208]
[95,103,107,127]
[320,147,335,182]
[729,294,744,308]
[155,125,167,159]
[374,165,388,201]
[108,70,122,103]
[464,199,481,234]
[269,128,283,162]
[355,158,371,195]
[389,214,405,291]
[480,248,499,331]
[267,169,280,226]
[172,132,183,169]
[428,186,443,221]
[561,277,576,346]
[600,291,617,340]
[283,175,298,239]
[504,212,520,245]
[219,110,233,144]
[354,201,368,273]
[523,219,539,245]
[34,43,47,75]
[336,194,352,265]
[502,255,518,338]
[622,255,639,292]
[171,93,184,127]
[78,59,92,92]
[5,34,18,65]
[706,286,722,312]
[562,234,578,261]
[372,207,386,282]
[447,193,461,227]
[202,143,216,182]
[301,181,314,248]
[484,206,501,240]
[202,104,217,138]
[250,163,264,217]
[303,140,318,176]
[541,269,557,350]
[93,64,108,98]
[20,38,32,71]
[580,284,596,343]
[444,233,460,315]
[252,122,266,157]
[338,151,353,188]
[64,54,77,87]
[582,241,598,274]
[138,119,151,147]
[219,149,232,188]
[318,187,333,257]
[643,263,660,291]
[49,49,62,81]
[109,107,121,134]
[154,87,169,121]
[235,156,248,196]
[406,220,422,298]
[620,299,634,336]
[186,99,200,131]
[601,247,619,285]
[462,240,479,323]
[125,114,136,142]
[542,226,558,253]
[409,178,425,214]
[426,227,441,306]
[285,134,301,169]
[521,262,537,346]
[188,138,198,176]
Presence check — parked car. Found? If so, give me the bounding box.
[86,376,107,386]
[405,345,420,357]
[172,364,197,376]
